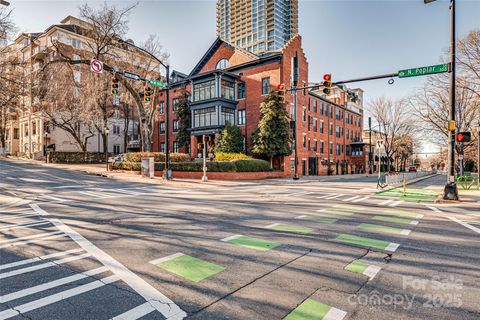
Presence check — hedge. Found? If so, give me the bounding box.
[49,152,115,164]
[214,152,252,162]
[113,159,271,173]
[123,152,189,162]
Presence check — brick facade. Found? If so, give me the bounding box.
[153,36,365,176]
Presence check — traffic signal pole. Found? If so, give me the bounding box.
[164,64,171,180]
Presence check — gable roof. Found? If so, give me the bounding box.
[189,38,230,76]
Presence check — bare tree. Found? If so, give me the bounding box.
[368,97,418,171]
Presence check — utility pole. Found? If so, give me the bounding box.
[369,117,372,174]
[292,53,299,180]
[164,65,171,180]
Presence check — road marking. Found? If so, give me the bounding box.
[39,194,68,202]
[316,194,334,199]
[427,206,480,234]
[221,235,281,251]
[379,199,394,206]
[0,266,108,303]
[0,213,39,221]
[29,204,187,319]
[317,209,354,216]
[389,200,404,207]
[336,234,400,252]
[343,195,361,202]
[383,210,423,219]
[264,223,281,229]
[0,234,67,249]
[110,302,156,320]
[299,215,337,223]
[0,248,84,271]
[78,191,110,198]
[111,189,143,196]
[325,194,344,200]
[0,252,91,280]
[264,223,314,234]
[0,275,120,320]
[358,223,412,236]
[0,230,63,245]
[0,220,50,232]
[372,216,419,225]
[284,299,347,320]
[220,235,243,242]
[345,260,382,280]
[352,196,370,203]
[149,253,185,266]
[52,185,91,189]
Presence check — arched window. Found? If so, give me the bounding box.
[215,59,229,70]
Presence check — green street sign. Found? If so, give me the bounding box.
[149,79,167,88]
[398,63,449,78]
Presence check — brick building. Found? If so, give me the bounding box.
[154,35,365,176]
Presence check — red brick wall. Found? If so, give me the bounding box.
[199,43,253,74]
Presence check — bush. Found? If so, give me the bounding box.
[234,159,272,172]
[214,152,251,162]
[112,162,141,171]
[123,152,189,163]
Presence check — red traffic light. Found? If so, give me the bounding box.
[277,84,285,91]
[323,74,332,81]
[457,132,471,142]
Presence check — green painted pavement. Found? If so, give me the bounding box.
[283,299,331,320]
[383,210,419,218]
[358,223,407,235]
[345,260,369,274]
[377,188,438,202]
[227,236,281,251]
[336,234,391,250]
[320,209,354,216]
[337,205,362,211]
[303,216,338,223]
[269,224,314,235]
[156,254,224,283]
[372,215,415,225]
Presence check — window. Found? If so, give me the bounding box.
[159,102,164,114]
[173,141,179,153]
[336,144,341,155]
[172,98,180,112]
[215,59,230,70]
[13,128,19,139]
[346,146,350,156]
[113,109,120,119]
[113,125,120,135]
[32,123,36,135]
[238,109,246,125]
[113,145,121,154]
[336,109,341,120]
[308,116,311,131]
[221,107,235,125]
[302,107,306,122]
[173,120,178,132]
[336,126,341,138]
[320,121,324,134]
[193,107,216,128]
[193,80,216,102]
[302,81,306,96]
[302,134,306,148]
[320,103,324,115]
[237,82,245,99]
[313,99,317,113]
[72,54,80,61]
[308,139,311,150]
[160,143,165,153]
[313,139,318,152]
[329,142,333,155]
[261,77,270,95]
[313,118,318,132]
[159,122,165,134]
[71,39,81,49]
[329,123,333,135]
[320,141,324,154]
[221,80,235,100]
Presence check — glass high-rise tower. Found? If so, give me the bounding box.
[217,0,298,54]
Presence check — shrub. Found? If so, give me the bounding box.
[215,124,244,153]
[214,152,251,162]
[234,159,272,172]
[112,162,141,171]
[123,152,189,163]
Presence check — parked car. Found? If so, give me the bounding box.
[408,166,417,172]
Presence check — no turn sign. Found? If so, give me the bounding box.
[90,59,103,73]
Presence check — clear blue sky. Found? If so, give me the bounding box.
[8,0,480,152]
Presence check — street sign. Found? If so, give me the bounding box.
[113,95,120,106]
[398,63,449,78]
[90,59,103,73]
[149,79,167,88]
[123,71,141,81]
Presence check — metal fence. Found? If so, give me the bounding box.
[384,171,433,186]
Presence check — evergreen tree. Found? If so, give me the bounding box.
[215,124,244,153]
[176,87,191,149]
[251,91,291,167]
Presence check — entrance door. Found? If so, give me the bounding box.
[308,157,317,176]
[302,160,307,176]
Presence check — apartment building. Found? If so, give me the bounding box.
[154,35,365,176]
[1,16,155,158]
[217,0,298,54]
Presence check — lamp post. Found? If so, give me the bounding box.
[104,126,109,171]
[43,132,48,163]
[202,135,208,182]
[425,0,458,199]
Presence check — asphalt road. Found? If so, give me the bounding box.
[0,159,479,320]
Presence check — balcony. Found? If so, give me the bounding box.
[32,46,47,61]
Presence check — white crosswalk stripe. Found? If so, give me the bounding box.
[0,220,50,232]
[110,302,156,320]
[0,248,84,271]
[379,199,394,206]
[0,233,67,249]
[352,196,370,203]
[0,213,39,221]
[325,194,344,200]
[0,230,63,245]
[343,195,360,202]
[316,194,334,199]
[389,200,404,207]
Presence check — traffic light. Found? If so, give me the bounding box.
[111,76,119,95]
[457,132,471,143]
[277,83,286,103]
[144,86,152,103]
[323,74,332,95]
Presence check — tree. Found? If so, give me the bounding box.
[215,124,244,153]
[175,86,191,149]
[251,91,291,167]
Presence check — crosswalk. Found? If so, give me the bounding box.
[313,193,405,207]
[0,204,185,320]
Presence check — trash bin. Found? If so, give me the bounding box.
[141,157,154,179]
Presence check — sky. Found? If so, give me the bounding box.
[7,0,480,153]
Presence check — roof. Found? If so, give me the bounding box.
[189,38,230,76]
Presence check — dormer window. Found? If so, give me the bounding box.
[215,58,229,70]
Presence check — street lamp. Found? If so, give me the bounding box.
[43,132,49,163]
[104,126,109,171]
[202,135,208,182]
[425,0,458,200]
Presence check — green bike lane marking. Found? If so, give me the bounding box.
[335,234,399,252]
[372,215,419,225]
[283,299,347,320]
[376,188,439,202]
[297,215,338,223]
[383,209,424,219]
[358,223,412,235]
[150,253,225,283]
[221,235,281,251]
[316,209,354,216]
[344,260,382,280]
[264,223,314,234]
